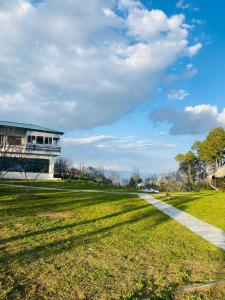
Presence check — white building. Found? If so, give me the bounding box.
[0,121,64,180]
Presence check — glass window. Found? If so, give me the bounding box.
[0,135,4,146]
[36,136,44,144]
[32,136,36,142]
[27,135,32,143]
[49,137,52,144]
[53,138,60,145]
[45,137,49,144]
[0,157,49,173]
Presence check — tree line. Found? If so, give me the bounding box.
[175,127,225,186]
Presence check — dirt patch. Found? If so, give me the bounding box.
[37,211,71,218]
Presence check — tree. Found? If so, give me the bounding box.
[175,151,197,184]
[199,127,225,171]
[175,127,225,190]
[129,168,142,187]
[109,168,120,186]
[146,175,158,189]
[54,157,72,179]
[158,172,186,193]
[191,140,207,179]
[191,140,202,155]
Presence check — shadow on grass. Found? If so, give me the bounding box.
[157,195,204,212]
[161,192,217,213]
[0,191,136,218]
[1,203,151,245]
[1,188,225,299]
[0,206,170,265]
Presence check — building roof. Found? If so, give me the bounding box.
[0,120,64,135]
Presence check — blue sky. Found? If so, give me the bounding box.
[0,0,225,176]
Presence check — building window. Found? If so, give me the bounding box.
[49,137,52,144]
[28,136,36,144]
[27,135,32,143]
[0,157,50,173]
[36,136,44,144]
[53,138,59,146]
[0,135,4,146]
[7,136,22,146]
[45,137,49,144]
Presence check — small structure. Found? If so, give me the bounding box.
[214,165,225,179]
[0,121,64,180]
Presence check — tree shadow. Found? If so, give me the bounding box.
[0,190,136,218]
[1,205,170,265]
[1,188,225,299]
[0,203,151,245]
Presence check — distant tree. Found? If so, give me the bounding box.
[121,178,129,186]
[129,176,136,187]
[146,175,158,189]
[199,127,225,171]
[86,165,106,182]
[54,157,72,179]
[109,168,120,186]
[129,168,142,187]
[191,140,207,179]
[175,151,197,184]
[175,127,225,190]
[159,172,186,193]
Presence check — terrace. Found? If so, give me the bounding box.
[0,121,63,156]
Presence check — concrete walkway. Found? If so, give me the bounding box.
[140,194,225,251]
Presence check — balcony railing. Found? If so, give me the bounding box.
[0,144,61,154]
[26,144,61,153]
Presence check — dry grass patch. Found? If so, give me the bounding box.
[37,211,71,218]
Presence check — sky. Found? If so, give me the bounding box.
[0,0,225,177]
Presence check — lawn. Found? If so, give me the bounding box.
[155,191,225,231]
[0,179,140,192]
[0,186,225,299]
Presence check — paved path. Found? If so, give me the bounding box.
[140,194,225,251]
[1,183,225,251]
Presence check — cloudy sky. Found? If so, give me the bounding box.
[0,0,225,175]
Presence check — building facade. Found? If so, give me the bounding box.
[0,121,64,180]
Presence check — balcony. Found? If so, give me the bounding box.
[26,144,61,154]
[0,144,61,156]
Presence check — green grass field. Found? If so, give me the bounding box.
[0,185,225,299]
[0,179,140,192]
[156,191,225,231]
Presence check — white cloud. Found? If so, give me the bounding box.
[150,104,225,135]
[176,1,191,9]
[176,1,199,11]
[0,0,201,130]
[62,134,177,174]
[167,89,189,100]
[126,8,186,40]
[63,135,176,151]
[165,63,198,85]
[186,43,202,57]
[63,135,115,145]
[191,19,205,26]
[182,63,198,78]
